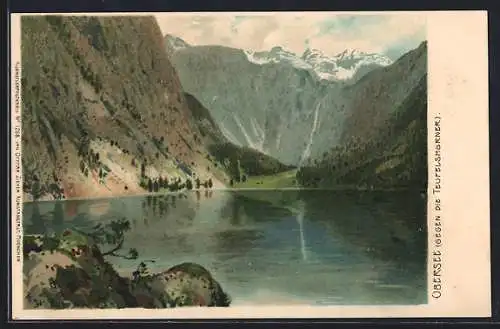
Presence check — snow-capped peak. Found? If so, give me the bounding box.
[246,45,393,81]
[302,47,393,81]
[269,45,288,54]
[334,48,393,67]
[164,33,393,82]
[302,48,330,60]
[244,46,313,70]
[335,48,366,59]
[165,34,190,52]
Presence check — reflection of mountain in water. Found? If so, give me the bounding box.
[23,189,426,305]
[24,203,46,235]
[296,200,308,261]
[224,189,426,268]
[297,189,427,267]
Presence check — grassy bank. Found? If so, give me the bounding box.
[233,169,298,189]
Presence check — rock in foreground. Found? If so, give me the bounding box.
[23,231,231,309]
[131,262,231,308]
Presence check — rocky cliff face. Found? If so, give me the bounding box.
[167,43,343,165]
[184,92,295,183]
[166,36,426,170]
[21,16,230,200]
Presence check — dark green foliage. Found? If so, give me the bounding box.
[185,179,193,190]
[31,180,43,201]
[212,287,232,307]
[131,260,155,283]
[24,226,232,309]
[77,218,139,260]
[80,160,85,173]
[208,143,294,180]
[296,75,427,190]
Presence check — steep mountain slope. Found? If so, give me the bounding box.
[183,93,295,183]
[167,42,347,165]
[296,43,427,189]
[340,41,427,145]
[21,15,229,201]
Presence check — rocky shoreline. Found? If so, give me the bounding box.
[23,229,231,309]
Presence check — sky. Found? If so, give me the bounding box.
[154,12,426,60]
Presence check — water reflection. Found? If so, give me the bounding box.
[296,201,308,261]
[23,189,427,305]
[24,202,46,235]
[297,189,427,266]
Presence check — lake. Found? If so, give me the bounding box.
[23,189,427,306]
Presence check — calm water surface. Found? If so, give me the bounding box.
[23,189,427,306]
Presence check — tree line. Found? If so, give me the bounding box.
[139,175,214,193]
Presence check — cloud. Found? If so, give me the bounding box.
[316,15,387,36]
[384,28,427,60]
[155,12,426,57]
[308,14,426,55]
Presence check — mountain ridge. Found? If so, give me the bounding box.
[166,36,427,175]
[165,34,394,82]
[21,16,291,201]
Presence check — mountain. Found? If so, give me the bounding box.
[164,33,190,56]
[165,35,425,170]
[340,41,427,145]
[166,41,343,165]
[184,93,295,183]
[302,48,393,81]
[242,45,393,82]
[20,16,289,201]
[297,42,428,190]
[164,34,393,84]
[243,46,312,70]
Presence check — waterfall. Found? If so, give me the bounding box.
[299,101,321,166]
[295,202,308,261]
[233,113,263,151]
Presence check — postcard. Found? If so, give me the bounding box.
[10,10,490,319]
